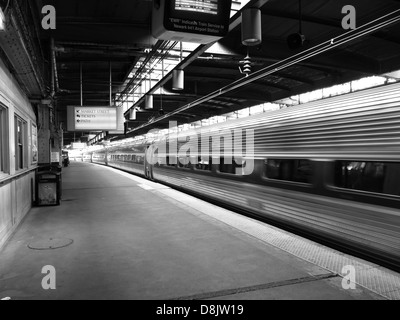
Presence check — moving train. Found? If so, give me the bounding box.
[90,82,400,271]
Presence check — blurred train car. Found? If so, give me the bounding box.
[83,153,92,163]
[92,83,400,271]
[0,58,38,249]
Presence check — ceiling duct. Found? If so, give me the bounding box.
[0,2,46,97]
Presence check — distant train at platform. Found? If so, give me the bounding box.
[90,83,400,271]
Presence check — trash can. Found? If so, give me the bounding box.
[36,167,62,206]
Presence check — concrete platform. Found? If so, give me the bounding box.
[0,162,398,300]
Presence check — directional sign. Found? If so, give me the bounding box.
[152,0,232,44]
[67,106,118,131]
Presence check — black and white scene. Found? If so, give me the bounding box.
[0,0,399,307]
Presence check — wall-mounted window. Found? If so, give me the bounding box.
[0,105,8,174]
[135,155,144,165]
[31,124,38,165]
[335,161,400,196]
[15,116,27,170]
[265,159,313,184]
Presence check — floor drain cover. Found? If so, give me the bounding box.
[28,238,73,250]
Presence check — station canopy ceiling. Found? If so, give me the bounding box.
[32,0,400,144]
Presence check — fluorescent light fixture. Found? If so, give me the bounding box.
[0,7,5,31]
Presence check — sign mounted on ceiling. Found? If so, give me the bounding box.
[152,0,233,44]
[67,106,118,131]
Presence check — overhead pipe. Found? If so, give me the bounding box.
[8,8,46,96]
[118,40,166,102]
[51,38,60,97]
[120,40,178,111]
[126,9,400,135]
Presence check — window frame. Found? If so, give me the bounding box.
[31,123,38,165]
[194,156,212,172]
[0,105,9,176]
[332,160,400,197]
[218,157,246,175]
[263,158,314,186]
[14,115,27,171]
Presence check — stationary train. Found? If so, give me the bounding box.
[90,83,400,271]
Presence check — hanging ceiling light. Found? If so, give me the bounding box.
[159,86,165,116]
[145,94,153,110]
[172,42,184,91]
[241,8,262,46]
[172,69,184,91]
[129,108,137,120]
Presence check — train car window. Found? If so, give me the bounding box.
[136,156,144,165]
[335,161,400,196]
[167,156,177,167]
[219,158,246,175]
[266,159,312,184]
[14,116,27,170]
[157,155,167,166]
[195,157,212,171]
[178,156,191,169]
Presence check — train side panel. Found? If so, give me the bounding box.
[151,165,400,268]
[102,82,400,270]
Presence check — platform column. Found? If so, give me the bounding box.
[37,102,62,166]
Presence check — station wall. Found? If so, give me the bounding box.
[0,57,38,250]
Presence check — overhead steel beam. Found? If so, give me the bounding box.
[274,72,315,85]
[126,8,400,135]
[56,17,149,27]
[123,0,273,119]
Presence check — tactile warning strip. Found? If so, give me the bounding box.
[98,164,400,300]
[158,188,400,300]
